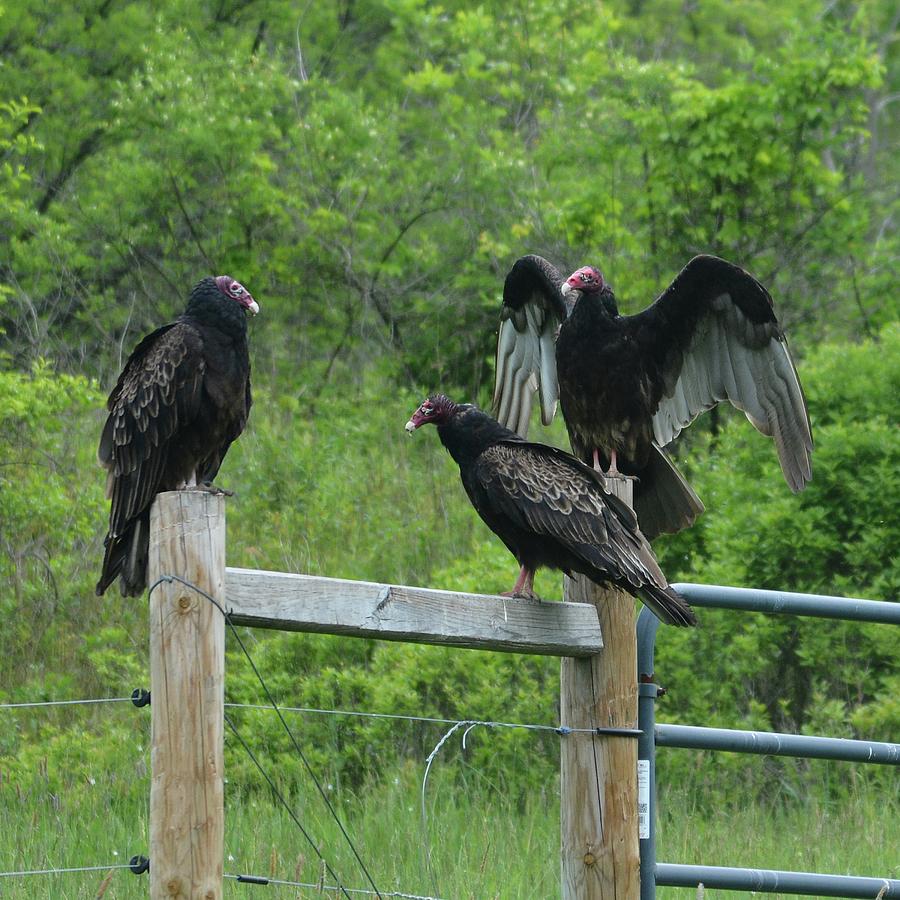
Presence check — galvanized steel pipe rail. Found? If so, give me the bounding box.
[655,723,900,764]
[638,584,900,900]
[670,582,900,624]
[655,864,899,898]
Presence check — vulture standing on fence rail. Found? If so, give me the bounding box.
[405,395,696,626]
[492,254,813,540]
[95,275,258,597]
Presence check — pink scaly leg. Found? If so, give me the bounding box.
[607,448,620,477]
[595,448,635,482]
[502,566,538,600]
[522,568,535,596]
[592,447,621,477]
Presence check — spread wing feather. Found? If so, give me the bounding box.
[99,322,206,538]
[492,256,567,435]
[634,255,813,492]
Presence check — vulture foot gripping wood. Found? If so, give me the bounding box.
[196,483,236,497]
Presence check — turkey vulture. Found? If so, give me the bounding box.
[405,395,696,626]
[95,275,258,597]
[492,254,812,539]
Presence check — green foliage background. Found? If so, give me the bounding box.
[0,0,897,865]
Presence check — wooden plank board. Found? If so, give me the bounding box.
[224,567,603,657]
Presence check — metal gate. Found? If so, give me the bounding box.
[637,584,900,899]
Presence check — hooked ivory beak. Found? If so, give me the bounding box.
[404,419,417,434]
[246,299,260,316]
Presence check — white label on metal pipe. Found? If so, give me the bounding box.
[638,759,650,839]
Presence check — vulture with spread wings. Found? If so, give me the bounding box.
[96,275,258,597]
[405,395,696,626]
[492,254,812,539]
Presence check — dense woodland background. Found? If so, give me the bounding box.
[1,0,898,883]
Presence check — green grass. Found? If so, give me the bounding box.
[2,762,897,899]
[656,782,899,896]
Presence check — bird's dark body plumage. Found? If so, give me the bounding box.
[558,296,656,467]
[406,396,696,626]
[96,276,256,597]
[493,254,812,539]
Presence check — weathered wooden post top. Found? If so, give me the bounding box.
[148,490,226,900]
[561,475,639,900]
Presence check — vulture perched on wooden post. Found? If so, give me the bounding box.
[405,395,696,626]
[95,275,258,597]
[492,254,813,539]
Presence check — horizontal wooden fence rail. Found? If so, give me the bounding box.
[224,566,604,657]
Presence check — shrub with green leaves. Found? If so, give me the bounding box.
[0,0,897,814]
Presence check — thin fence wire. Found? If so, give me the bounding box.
[0,689,625,739]
[418,720,487,896]
[226,701,618,736]
[1,585,623,900]
[149,573,384,900]
[0,863,445,899]
[587,663,607,830]
[0,863,134,878]
[226,873,447,899]
[0,697,132,710]
[224,713,355,900]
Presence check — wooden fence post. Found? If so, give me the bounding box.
[561,475,639,900]
[148,491,226,900]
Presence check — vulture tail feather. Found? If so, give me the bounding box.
[633,445,705,540]
[95,513,149,597]
[637,583,698,627]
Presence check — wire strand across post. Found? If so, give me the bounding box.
[147,562,383,897]
[561,475,640,900]
[148,490,226,900]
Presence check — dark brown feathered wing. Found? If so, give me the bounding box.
[634,255,813,492]
[96,323,207,596]
[472,441,696,626]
